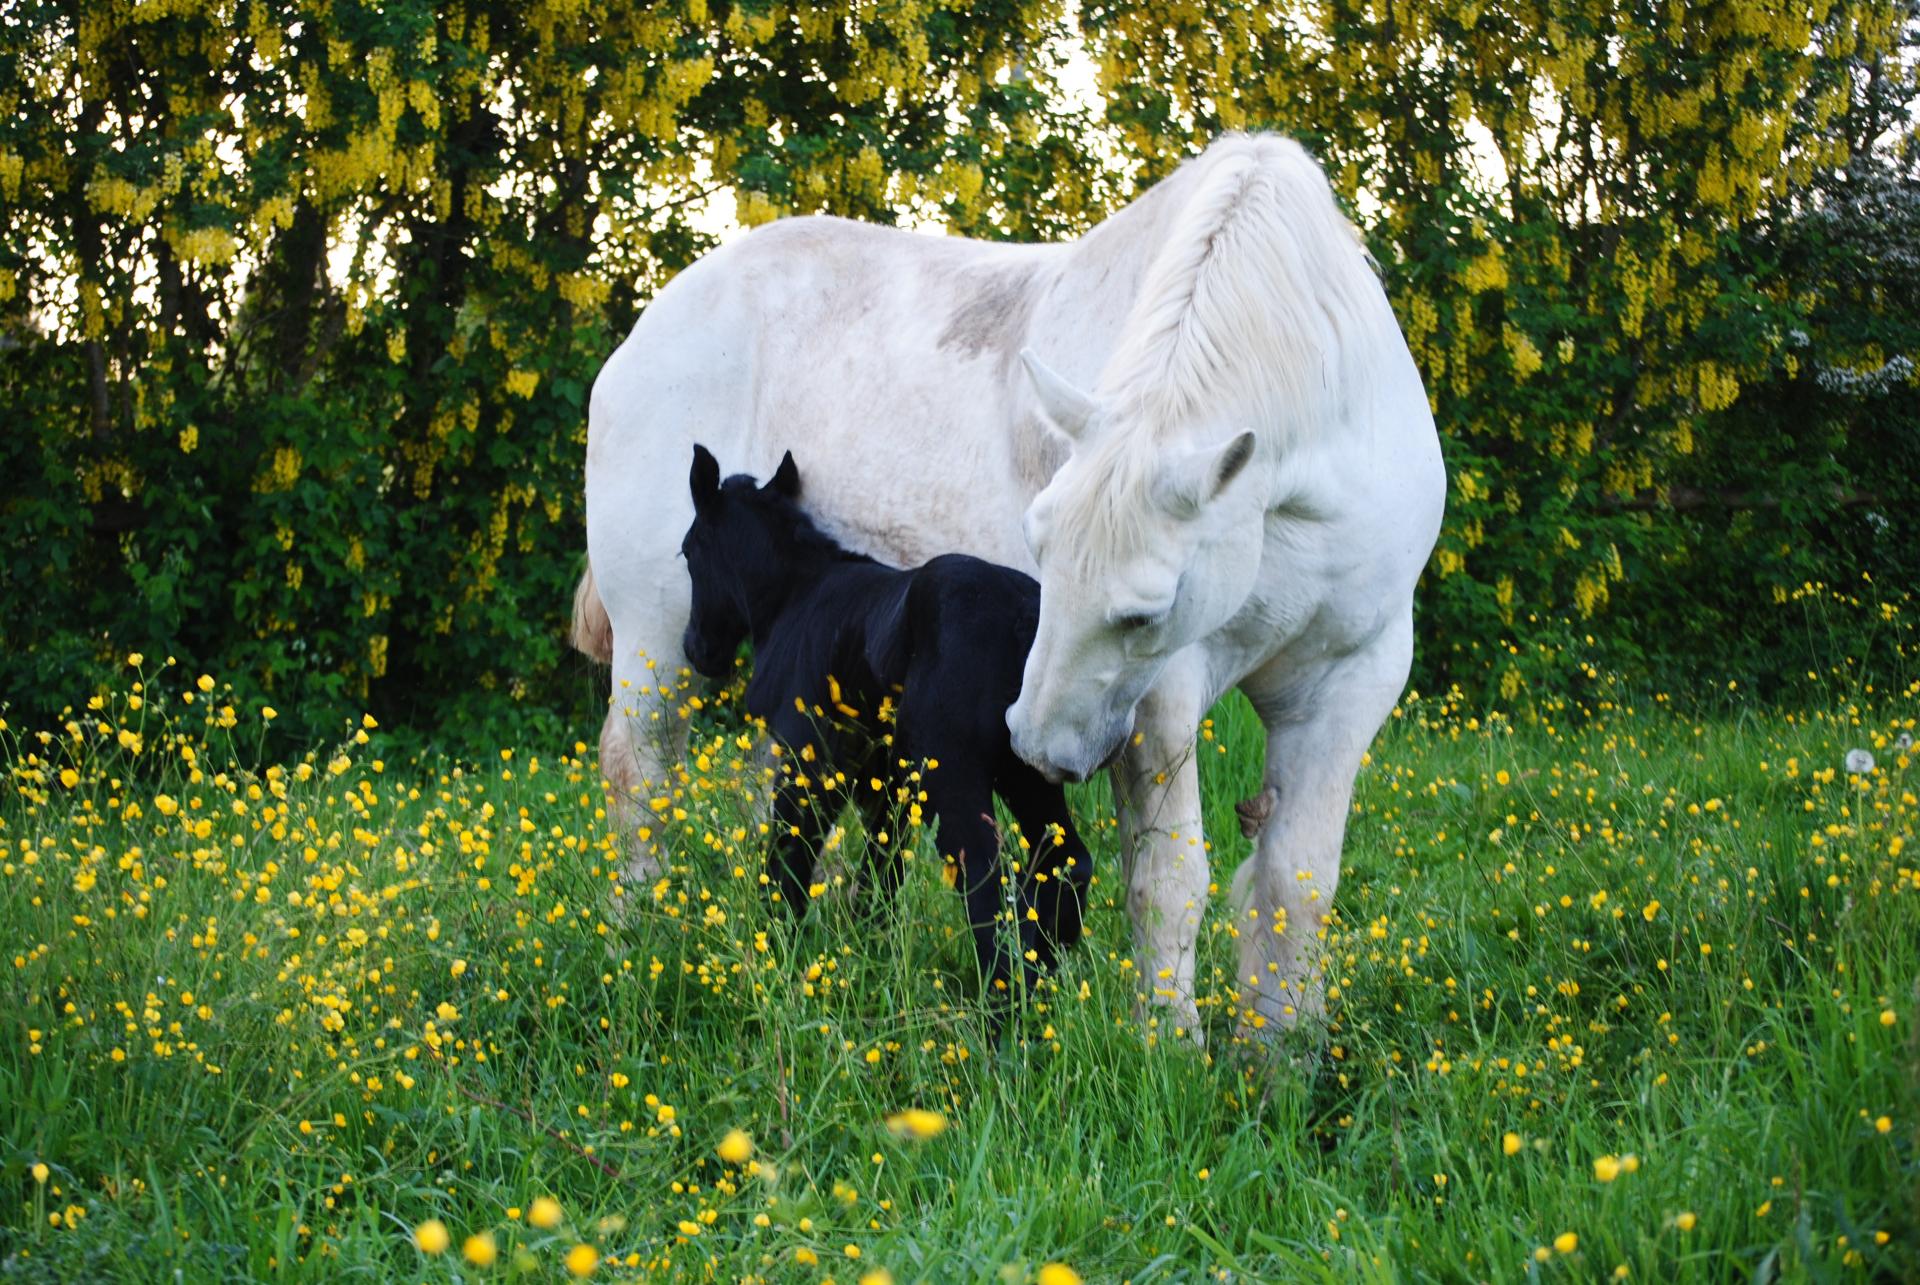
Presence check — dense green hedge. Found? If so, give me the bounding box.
[2,2,1915,750]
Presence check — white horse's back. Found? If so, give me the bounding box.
[586,217,1062,583]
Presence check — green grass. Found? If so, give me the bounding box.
[2,669,1916,1282]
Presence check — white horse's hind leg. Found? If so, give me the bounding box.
[1112,654,1211,1042]
[597,562,697,897]
[1232,620,1413,1037]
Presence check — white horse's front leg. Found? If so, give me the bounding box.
[1112,656,1210,1041]
[1232,621,1412,1037]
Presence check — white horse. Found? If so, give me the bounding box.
[576,133,1444,1039]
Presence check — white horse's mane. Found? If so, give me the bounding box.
[1060,134,1381,575]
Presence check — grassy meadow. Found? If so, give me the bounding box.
[2,657,1916,1283]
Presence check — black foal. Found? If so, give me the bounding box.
[679,444,1092,1000]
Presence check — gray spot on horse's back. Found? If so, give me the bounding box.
[938,266,1038,358]
[1010,414,1071,492]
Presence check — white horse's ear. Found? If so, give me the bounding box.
[1155,430,1257,517]
[1020,347,1097,441]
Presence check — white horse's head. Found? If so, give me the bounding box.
[1007,349,1265,783]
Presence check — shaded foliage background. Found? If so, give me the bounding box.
[2,0,1916,749]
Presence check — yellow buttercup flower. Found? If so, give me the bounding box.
[1038,1265,1084,1285]
[529,1195,563,1229]
[463,1231,497,1266]
[885,1108,947,1140]
[565,1243,599,1276]
[413,1219,450,1254]
[717,1128,753,1164]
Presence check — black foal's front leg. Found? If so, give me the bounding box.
[924,771,1018,1005]
[768,755,833,922]
[997,762,1094,974]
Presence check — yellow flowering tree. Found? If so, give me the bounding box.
[0,0,1104,739]
[2,0,1913,734]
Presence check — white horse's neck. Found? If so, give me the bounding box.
[1097,135,1382,456]
[1019,154,1229,387]
[1022,135,1395,573]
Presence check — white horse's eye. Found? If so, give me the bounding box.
[1113,611,1159,633]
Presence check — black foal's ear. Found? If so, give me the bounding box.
[690,444,721,508]
[765,450,801,499]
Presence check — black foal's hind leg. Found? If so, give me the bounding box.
[997,761,1094,972]
[854,777,907,925]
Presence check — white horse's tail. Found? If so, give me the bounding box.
[570,562,614,664]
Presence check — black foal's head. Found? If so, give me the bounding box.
[680,444,806,678]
